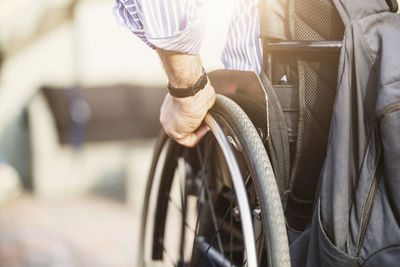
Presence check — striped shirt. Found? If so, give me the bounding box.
[113,0,263,74]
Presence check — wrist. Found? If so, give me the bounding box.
[173,79,215,107]
[167,67,207,98]
[167,65,203,88]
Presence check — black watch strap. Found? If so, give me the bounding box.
[167,68,208,98]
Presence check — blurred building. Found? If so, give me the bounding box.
[0,0,233,205]
[0,0,166,204]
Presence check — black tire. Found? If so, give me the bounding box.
[139,95,290,267]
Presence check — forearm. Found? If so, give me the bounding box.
[156,49,203,88]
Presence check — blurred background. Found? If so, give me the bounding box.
[0,0,232,266]
[3,1,397,266]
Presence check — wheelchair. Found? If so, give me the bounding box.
[138,0,400,266]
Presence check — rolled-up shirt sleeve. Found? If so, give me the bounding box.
[113,0,207,55]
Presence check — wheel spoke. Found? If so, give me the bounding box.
[218,218,243,241]
[230,201,234,265]
[179,163,187,266]
[253,209,264,265]
[203,173,225,255]
[244,171,251,186]
[199,194,237,265]
[190,145,209,267]
[163,145,263,267]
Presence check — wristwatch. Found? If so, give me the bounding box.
[166,68,208,98]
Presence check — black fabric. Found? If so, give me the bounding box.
[290,55,339,202]
[285,196,313,231]
[292,0,344,41]
[260,73,292,196]
[286,0,344,204]
[273,83,299,143]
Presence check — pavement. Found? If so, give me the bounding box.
[0,194,140,267]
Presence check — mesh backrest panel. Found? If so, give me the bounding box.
[293,0,344,41]
[291,56,339,200]
[288,0,343,202]
[260,0,344,206]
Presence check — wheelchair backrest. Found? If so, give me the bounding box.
[259,0,344,230]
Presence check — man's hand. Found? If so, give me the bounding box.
[157,48,215,147]
[160,80,215,147]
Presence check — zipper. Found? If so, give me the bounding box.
[356,157,383,254]
[356,101,399,253]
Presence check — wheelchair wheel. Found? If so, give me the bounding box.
[139,95,290,267]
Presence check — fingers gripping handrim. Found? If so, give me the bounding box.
[175,123,210,148]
